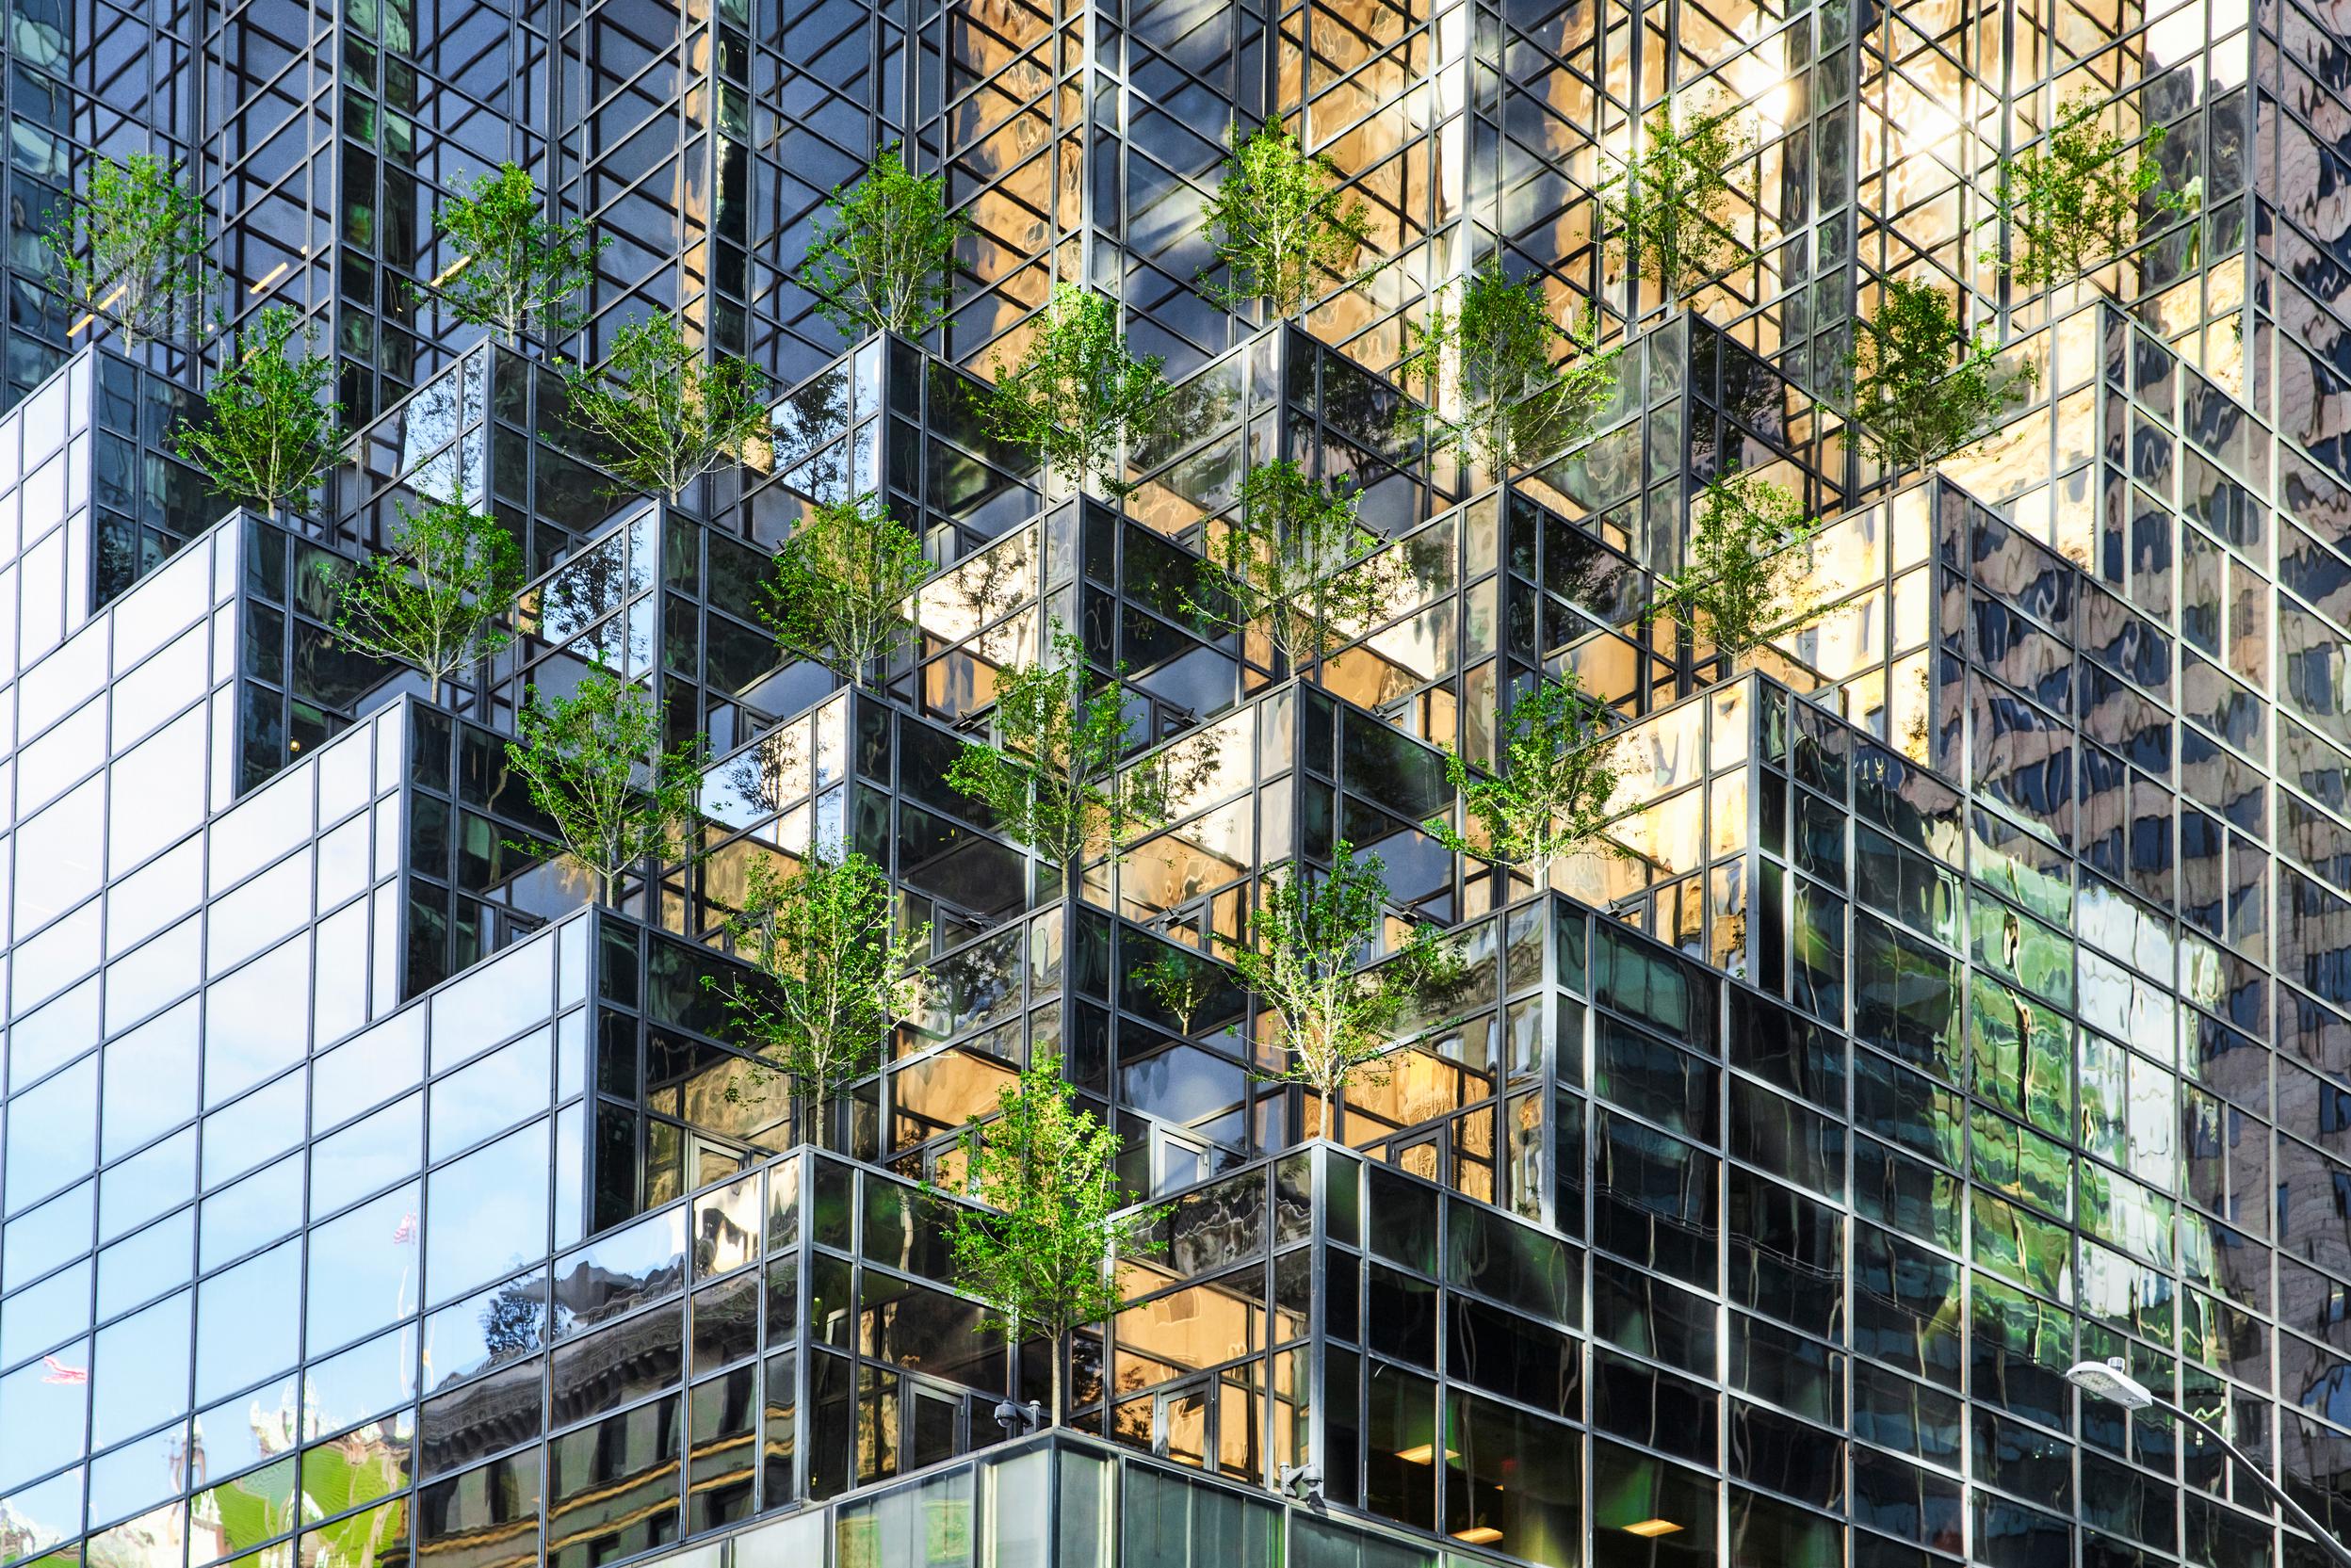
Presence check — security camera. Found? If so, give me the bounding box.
[1278,1463,1323,1502]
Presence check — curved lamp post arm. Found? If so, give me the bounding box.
[2150,1396,2351,1568]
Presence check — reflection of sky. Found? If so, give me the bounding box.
[93,1290,191,1446]
[305,1183,423,1355]
[429,1030,551,1161]
[194,1240,300,1405]
[0,1349,89,1490]
[425,1120,550,1306]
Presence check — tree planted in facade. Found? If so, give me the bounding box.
[800,143,968,338]
[46,152,212,351]
[938,1051,1167,1424]
[707,852,927,1139]
[1189,459,1402,670]
[1200,122,1373,319]
[1657,470,1823,663]
[947,631,1172,871]
[505,665,706,905]
[560,314,771,502]
[1136,946,1219,1036]
[756,492,929,687]
[174,305,348,516]
[1229,842,1458,1125]
[1400,261,1617,472]
[1424,671,1622,884]
[331,496,526,701]
[982,284,1171,494]
[427,164,607,348]
[1605,93,1754,306]
[1839,278,2030,472]
[1987,92,2194,291]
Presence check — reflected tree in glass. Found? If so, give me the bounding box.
[1986,91,2195,293]
[947,630,1182,873]
[424,164,607,348]
[935,1050,1167,1423]
[706,851,928,1147]
[1836,279,2034,473]
[1424,671,1624,885]
[756,492,930,688]
[44,152,213,351]
[1214,842,1460,1128]
[1200,122,1372,320]
[799,142,969,339]
[1656,470,1823,665]
[1603,93,1755,309]
[1186,459,1404,672]
[331,496,526,701]
[505,663,706,905]
[174,305,348,518]
[1399,261,1617,474]
[981,285,1172,496]
[559,314,771,502]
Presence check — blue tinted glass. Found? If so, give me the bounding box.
[430,1028,550,1161]
[1,1257,90,1367]
[5,1180,94,1293]
[99,1131,193,1244]
[309,1091,423,1217]
[6,1056,99,1208]
[99,997,201,1161]
[305,1183,422,1354]
[305,1322,414,1435]
[90,1288,190,1446]
[0,1341,89,1491]
[424,1120,550,1306]
[202,942,312,1107]
[198,1154,303,1271]
[95,1210,192,1319]
[194,1237,300,1403]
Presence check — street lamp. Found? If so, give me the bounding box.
[2065,1359,2351,1568]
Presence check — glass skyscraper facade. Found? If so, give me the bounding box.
[0,1,2344,1567]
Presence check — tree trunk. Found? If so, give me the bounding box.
[1048,1333,1064,1427]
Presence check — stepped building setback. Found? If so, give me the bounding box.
[0,2,2344,1567]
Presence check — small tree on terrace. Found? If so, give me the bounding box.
[173,305,348,517]
[560,314,771,502]
[45,152,212,351]
[706,851,928,1139]
[757,492,930,687]
[1605,93,1755,307]
[1424,671,1622,885]
[1658,470,1823,664]
[1200,122,1373,319]
[937,1051,1168,1424]
[1838,278,2032,473]
[947,631,1175,872]
[1187,459,1403,670]
[800,142,969,338]
[981,285,1172,495]
[1400,261,1618,473]
[425,164,607,348]
[331,496,526,701]
[1224,842,1459,1126]
[505,665,706,905]
[1987,91,2195,292]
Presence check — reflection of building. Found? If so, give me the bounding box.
[2,2,2349,1565]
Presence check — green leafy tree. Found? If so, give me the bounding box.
[1839,278,2033,472]
[505,665,706,905]
[936,1051,1168,1423]
[1425,672,1622,884]
[1606,93,1754,306]
[331,496,526,701]
[1400,261,1618,472]
[1658,470,1824,663]
[756,492,929,687]
[706,852,928,1140]
[1188,459,1402,670]
[45,152,212,350]
[982,284,1172,494]
[947,631,1174,871]
[1988,92,2195,291]
[173,305,348,516]
[800,142,969,338]
[1135,946,1219,1036]
[1224,842,1459,1126]
[560,314,771,502]
[1200,122,1373,319]
[426,164,607,348]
